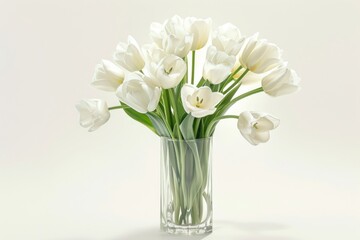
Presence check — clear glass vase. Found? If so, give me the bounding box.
[160,137,213,235]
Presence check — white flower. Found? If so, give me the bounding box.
[92,60,124,91]
[181,84,224,118]
[142,45,186,89]
[75,99,110,132]
[150,15,193,58]
[116,72,161,113]
[237,111,280,145]
[184,17,212,50]
[142,44,167,64]
[262,64,301,97]
[239,33,283,73]
[231,60,262,84]
[203,46,236,84]
[113,36,145,72]
[150,22,164,48]
[212,23,245,56]
[144,53,186,89]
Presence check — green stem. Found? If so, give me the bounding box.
[193,118,201,138]
[230,65,243,80]
[168,89,182,140]
[229,87,263,106]
[184,56,188,84]
[108,105,128,111]
[220,66,243,91]
[205,115,238,137]
[196,77,206,87]
[223,68,249,94]
[191,51,195,85]
[162,90,173,128]
[168,89,193,219]
[156,106,174,138]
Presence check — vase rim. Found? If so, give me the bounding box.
[160,136,213,142]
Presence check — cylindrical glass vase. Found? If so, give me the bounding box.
[160,137,212,235]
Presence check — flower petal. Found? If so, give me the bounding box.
[256,115,280,131]
[181,84,197,114]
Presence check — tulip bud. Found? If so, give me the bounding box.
[262,64,301,97]
[212,23,245,56]
[239,34,283,73]
[75,99,110,132]
[203,46,236,84]
[113,36,145,72]
[116,72,161,113]
[92,60,124,91]
[185,17,212,50]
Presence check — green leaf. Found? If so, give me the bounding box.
[177,97,186,121]
[218,83,242,112]
[179,114,195,140]
[172,122,179,139]
[147,112,171,137]
[196,77,206,87]
[122,105,156,134]
[201,83,243,136]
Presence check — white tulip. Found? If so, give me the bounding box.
[150,15,193,58]
[237,111,279,145]
[144,54,186,89]
[163,34,193,58]
[231,60,262,84]
[239,34,283,73]
[203,46,236,84]
[113,36,145,72]
[184,17,212,50]
[149,23,164,49]
[142,45,186,89]
[75,99,110,132]
[181,84,224,118]
[92,60,124,91]
[142,44,167,64]
[212,23,245,56]
[163,16,193,58]
[163,15,184,33]
[116,72,161,114]
[262,64,300,97]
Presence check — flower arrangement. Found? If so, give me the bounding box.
[76,15,300,234]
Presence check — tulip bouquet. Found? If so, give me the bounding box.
[76,15,300,234]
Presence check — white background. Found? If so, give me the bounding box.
[0,0,359,239]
